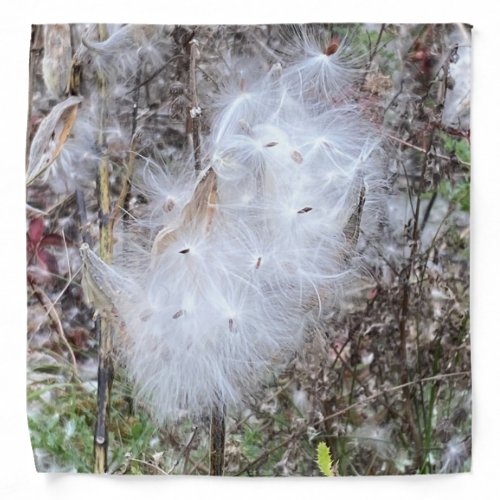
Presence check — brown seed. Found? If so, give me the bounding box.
[163,198,175,212]
[324,38,340,56]
[172,310,184,319]
[179,248,190,254]
[140,309,153,321]
[291,150,303,164]
[297,207,313,214]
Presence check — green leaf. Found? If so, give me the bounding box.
[317,441,334,477]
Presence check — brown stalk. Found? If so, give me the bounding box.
[93,24,114,474]
[187,34,225,474]
[110,66,141,232]
[209,405,226,476]
[29,281,80,379]
[189,38,202,172]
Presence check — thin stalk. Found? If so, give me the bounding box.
[110,65,141,232]
[420,341,441,473]
[209,405,226,476]
[359,24,386,91]
[94,24,114,474]
[29,280,80,380]
[187,34,225,475]
[189,38,202,172]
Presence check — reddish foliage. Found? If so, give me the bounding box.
[26,217,66,276]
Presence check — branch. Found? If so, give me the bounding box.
[387,134,470,168]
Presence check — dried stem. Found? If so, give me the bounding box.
[359,24,386,90]
[189,38,202,172]
[110,65,141,231]
[387,134,470,168]
[29,280,80,379]
[167,425,199,474]
[209,405,226,476]
[94,24,114,474]
[187,35,225,475]
[75,188,91,245]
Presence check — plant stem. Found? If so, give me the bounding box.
[94,23,114,474]
[189,38,202,172]
[110,65,141,232]
[209,405,225,475]
[186,33,225,475]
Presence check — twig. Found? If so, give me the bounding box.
[41,265,83,321]
[387,134,471,168]
[188,454,210,475]
[384,79,404,116]
[331,342,405,423]
[128,457,168,475]
[166,425,199,474]
[26,203,49,216]
[75,188,91,245]
[232,379,294,431]
[125,54,183,95]
[109,66,141,231]
[420,189,438,233]
[360,24,386,90]
[196,64,221,92]
[30,282,80,379]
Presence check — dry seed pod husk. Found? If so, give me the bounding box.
[42,24,72,98]
[152,167,218,254]
[27,95,82,186]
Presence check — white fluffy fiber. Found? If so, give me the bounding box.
[84,28,384,423]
